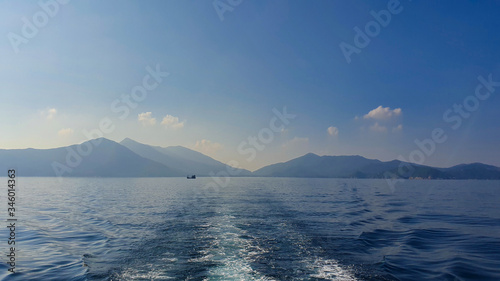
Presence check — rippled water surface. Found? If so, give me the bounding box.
[1,177,499,280]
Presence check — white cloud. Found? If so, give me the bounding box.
[138,112,156,126]
[370,122,387,133]
[282,137,309,150]
[58,128,74,137]
[161,114,184,129]
[41,108,57,120]
[392,124,403,132]
[327,126,339,136]
[194,139,223,155]
[363,106,402,120]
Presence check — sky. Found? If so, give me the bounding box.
[1,0,500,171]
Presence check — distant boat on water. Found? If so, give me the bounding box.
[187,175,196,179]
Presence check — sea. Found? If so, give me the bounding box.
[0,177,499,280]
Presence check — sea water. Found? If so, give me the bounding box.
[0,177,499,280]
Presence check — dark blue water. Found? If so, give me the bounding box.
[0,178,499,280]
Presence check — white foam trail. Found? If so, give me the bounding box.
[194,207,276,281]
[273,222,357,281]
[117,265,175,280]
[193,207,357,281]
[308,258,357,281]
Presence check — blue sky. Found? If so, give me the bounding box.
[1,0,499,171]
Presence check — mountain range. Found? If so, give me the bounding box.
[1,138,499,179]
[252,153,500,180]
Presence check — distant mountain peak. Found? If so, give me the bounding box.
[119,138,252,176]
[120,137,139,144]
[0,137,179,177]
[83,137,114,143]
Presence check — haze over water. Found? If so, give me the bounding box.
[1,177,499,280]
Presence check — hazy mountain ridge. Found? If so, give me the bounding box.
[253,153,500,180]
[0,138,179,177]
[0,138,498,179]
[439,163,500,179]
[120,138,252,176]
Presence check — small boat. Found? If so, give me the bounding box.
[187,175,196,179]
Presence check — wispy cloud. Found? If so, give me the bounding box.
[194,139,223,155]
[370,122,388,133]
[327,126,339,136]
[138,112,156,126]
[392,124,403,132]
[161,114,185,129]
[41,108,57,120]
[58,128,74,137]
[363,106,402,120]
